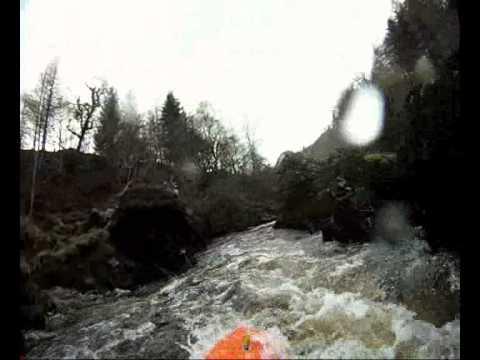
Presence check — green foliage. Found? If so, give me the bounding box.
[385,0,459,72]
[160,92,190,165]
[115,120,148,176]
[94,87,122,161]
[191,170,278,236]
[355,0,460,251]
[303,0,459,166]
[331,148,398,200]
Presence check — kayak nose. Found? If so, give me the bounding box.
[205,326,282,360]
[242,334,251,351]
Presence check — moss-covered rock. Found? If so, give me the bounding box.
[274,152,373,243]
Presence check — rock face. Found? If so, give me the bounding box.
[274,152,372,243]
[108,185,207,278]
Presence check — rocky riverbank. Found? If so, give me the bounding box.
[20,183,209,334]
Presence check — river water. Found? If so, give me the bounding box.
[26,221,460,359]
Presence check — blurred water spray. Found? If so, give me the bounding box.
[373,202,414,246]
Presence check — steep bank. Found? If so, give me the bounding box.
[20,149,120,214]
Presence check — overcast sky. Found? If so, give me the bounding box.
[20,0,393,163]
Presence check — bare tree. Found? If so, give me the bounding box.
[190,102,249,175]
[56,114,66,151]
[20,97,31,149]
[27,68,49,217]
[116,119,148,184]
[67,84,102,152]
[23,59,66,217]
[242,123,267,174]
[146,107,164,166]
[39,61,60,151]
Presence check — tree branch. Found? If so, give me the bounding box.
[66,123,81,138]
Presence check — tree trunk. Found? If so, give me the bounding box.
[76,127,86,152]
[27,61,58,218]
[40,71,56,152]
[29,118,43,218]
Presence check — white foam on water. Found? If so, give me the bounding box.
[62,345,97,360]
[248,221,277,232]
[313,339,395,359]
[123,322,156,341]
[317,292,370,319]
[330,258,364,277]
[256,254,275,264]
[159,277,186,295]
[255,326,291,359]
[31,223,459,359]
[177,224,460,358]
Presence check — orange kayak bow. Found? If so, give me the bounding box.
[205,326,282,360]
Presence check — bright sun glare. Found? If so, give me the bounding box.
[339,84,385,146]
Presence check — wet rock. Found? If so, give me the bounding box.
[20,254,56,331]
[367,243,460,327]
[108,185,207,276]
[24,330,57,352]
[274,153,371,244]
[46,313,69,331]
[113,288,131,297]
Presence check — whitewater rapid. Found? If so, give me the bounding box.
[26,221,460,359]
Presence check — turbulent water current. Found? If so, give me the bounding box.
[26,221,460,359]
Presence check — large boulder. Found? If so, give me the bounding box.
[274,152,372,243]
[108,185,207,277]
[21,184,208,298]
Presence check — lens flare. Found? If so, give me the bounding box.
[339,84,384,146]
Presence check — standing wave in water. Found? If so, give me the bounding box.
[26,221,459,359]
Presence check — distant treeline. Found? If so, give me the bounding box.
[20,67,276,235]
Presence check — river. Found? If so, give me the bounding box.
[26,221,460,359]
